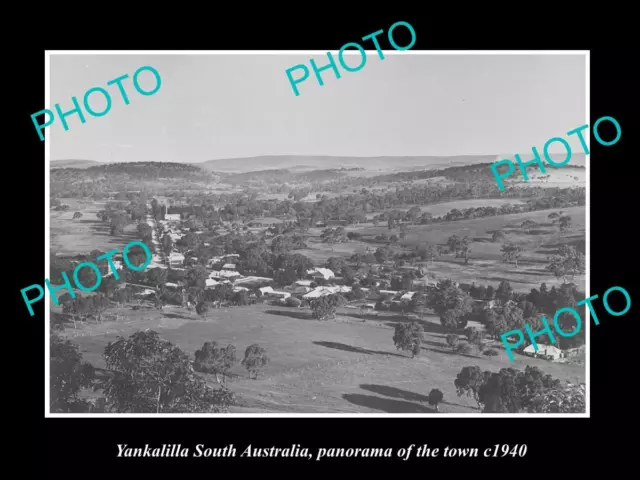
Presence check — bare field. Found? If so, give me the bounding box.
[50,198,139,256]
[61,303,585,414]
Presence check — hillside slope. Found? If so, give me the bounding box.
[197,155,500,173]
[51,159,102,169]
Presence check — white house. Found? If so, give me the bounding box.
[258,286,290,299]
[270,291,291,299]
[292,286,313,294]
[303,285,351,299]
[103,260,124,278]
[307,268,335,280]
[165,213,181,222]
[400,291,416,301]
[135,288,157,297]
[222,263,236,270]
[379,290,399,296]
[168,252,184,267]
[523,344,564,361]
[234,276,273,286]
[205,279,219,288]
[210,270,241,279]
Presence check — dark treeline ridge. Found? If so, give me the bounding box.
[51,162,213,198]
[55,161,204,178]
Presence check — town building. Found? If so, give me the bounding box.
[307,268,335,281]
[210,270,241,279]
[522,344,565,361]
[248,217,284,228]
[168,252,185,268]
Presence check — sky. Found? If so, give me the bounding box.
[49,53,587,163]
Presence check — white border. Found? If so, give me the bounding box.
[45,50,590,418]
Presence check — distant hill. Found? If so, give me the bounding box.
[51,162,209,183]
[51,159,102,169]
[197,155,500,174]
[496,153,586,167]
[52,153,586,175]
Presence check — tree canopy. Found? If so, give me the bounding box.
[454,365,581,413]
[102,330,234,413]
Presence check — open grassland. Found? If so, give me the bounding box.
[362,199,527,220]
[59,303,585,414]
[417,198,527,217]
[400,206,584,292]
[296,238,372,265]
[396,205,585,249]
[508,168,586,189]
[50,198,139,256]
[297,206,585,292]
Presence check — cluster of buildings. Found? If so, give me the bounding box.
[145,211,432,307]
[125,210,572,364]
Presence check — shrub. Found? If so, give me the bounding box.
[374,301,388,311]
[195,301,209,317]
[310,294,339,320]
[285,297,302,307]
[428,388,444,411]
[457,343,474,355]
[446,333,460,350]
[242,344,269,379]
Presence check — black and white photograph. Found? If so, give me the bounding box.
[46,51,588,416]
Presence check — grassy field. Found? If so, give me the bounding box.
[361,199,528,220]
[60,302,585,414]
[295,206,585,292]
[373,206,583,292]
[51,195,586,413]
[50,198,139,256]
[417,198,527,216]
[507,167,586,189]
[296,237,372,265]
